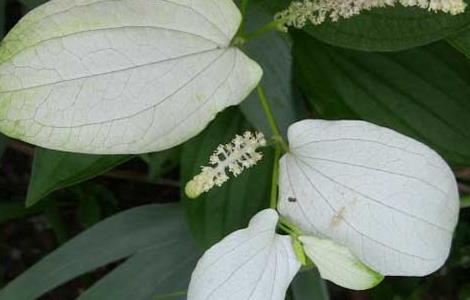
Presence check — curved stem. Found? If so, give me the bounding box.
[256,85,289,153]
[243,19,282,42]
[269,145,281,209]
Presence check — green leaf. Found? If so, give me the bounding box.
[293,31,470,166]
[78,190,102,229]
[304,3,470,51]
[448,29,470,58]
[181,108,273,248]
[18,0,48,10]
[0,0,5,38]
[0,203,198,300]
[291,270,329,300]
[78,239,197,300]
[26,148,131,206]
[461,196,470,209]
[0,201,44,223]
[240,3,304,137]
[0,134,7,160]
[141,148,181,182]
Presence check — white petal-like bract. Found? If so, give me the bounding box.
[300,235,383,290]
[279,120,459,276]
[0,0,262,154]
[188,209,301,300]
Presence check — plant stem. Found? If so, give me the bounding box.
[279,216,304,236]
[243,19,282,42]
[270,145,281,209]
[256,85,289,153]
[278,223,296,236]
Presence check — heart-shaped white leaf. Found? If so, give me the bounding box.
[188,209,301,300]
[278,120,459,276]
[0,0,262,154]
[299,235,384,290]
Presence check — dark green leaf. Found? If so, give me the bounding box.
[181,108,273,248]
[240,3,305,137]
[291,270,329,300]
[0,134,7,160]
[141,148,181,181]
[448,29,470,58]
[26,148,131,206]
[78,190,102,229]
[0,201,44,223]
[305,3,470,51]
[0,203,197,300]
[0,0,5,38]
[462,196,470,209]
[18,0,48,10]
[293,31,470,166]
[78,242,196,300]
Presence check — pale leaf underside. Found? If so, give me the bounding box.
[188,209,301,300]
[279,120,459,276]
[300,235,384,290]
[0,0,262,154]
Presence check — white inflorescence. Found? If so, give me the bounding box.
[275,0,467,29]
[185,131,267,198]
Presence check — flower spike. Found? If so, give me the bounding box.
[185,131,266,198]
[275,0,466,30]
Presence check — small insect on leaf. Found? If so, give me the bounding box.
[288,197,297,202]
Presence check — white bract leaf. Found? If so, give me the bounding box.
[188,209,301,300]
[299,235,384,290]
[0,0,262,154]
[279,120,459,276]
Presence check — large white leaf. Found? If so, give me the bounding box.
[0,0,262,154]
[278,120,459,276]
[300,235,383,290]
[188,209,300,300]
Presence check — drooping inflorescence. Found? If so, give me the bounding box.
[185,131,266,198]
[275,0,467,30]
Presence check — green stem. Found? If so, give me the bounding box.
[279,216,304,236]
[269,145,281,209]
[278,222,296,237]
[256,85,289,153]
[243,19,282,42]
[461,196,470,209]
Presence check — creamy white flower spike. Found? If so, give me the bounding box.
[275,0,466,29]
[185,131,266,198]
[300,235,384,290]
[278,120,459,276]
[0,0,262,154]
[188,209,301,300]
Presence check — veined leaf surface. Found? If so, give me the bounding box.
[0,0,262,154]
[279,120,459,276]
[188,209,300,300]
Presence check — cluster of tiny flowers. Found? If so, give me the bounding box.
[275,0,467,30]
[185,132,266,198]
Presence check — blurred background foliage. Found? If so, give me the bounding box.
[0,0,469,299]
